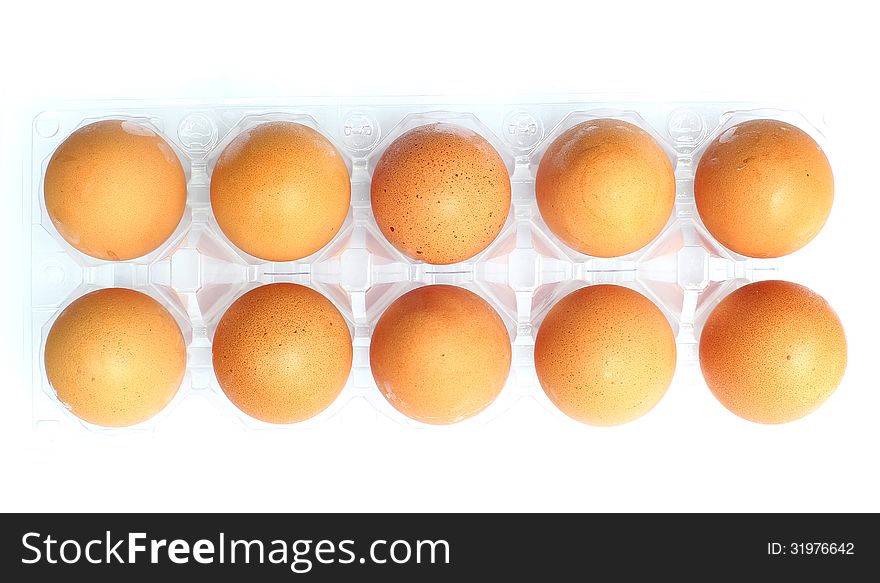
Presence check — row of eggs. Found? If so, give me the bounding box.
[43,116,834,264]
[45,279,846,429]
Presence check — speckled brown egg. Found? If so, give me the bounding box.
[44,288,187,427]
[534,285,676,426]
[212,283,352,424]
[43,120,187,261]
[695,119,834,258]
[370,285,511,424]
[370,123,511,264]
[210,121,351,262]
[700,280,846,424]
[536,119,676,258]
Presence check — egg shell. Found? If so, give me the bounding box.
[534,284,677,426]
[210,121,351,262]
[535,119,676,258]
[699,280,847,424]
[44,288,187,428]
[370,285,512,424]
[694,119,834,258]
[370,123,511,264]
[43,120,187,261]
[212,283,352,424]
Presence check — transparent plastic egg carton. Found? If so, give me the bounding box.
[25,97,830,433]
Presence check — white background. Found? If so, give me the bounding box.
[1,0,877,512]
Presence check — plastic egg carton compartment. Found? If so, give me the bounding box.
[25,98,829,433]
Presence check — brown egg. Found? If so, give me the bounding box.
[534,285,676,426]
[700,280,846,424]
[695,119,834,258]
[371,123,511,264]
[44,288,187,427]
[44,120,187,261]
[370,285,511,424]
[536,119,676,258]
[211,121,351,262]
[212,283,352,424]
